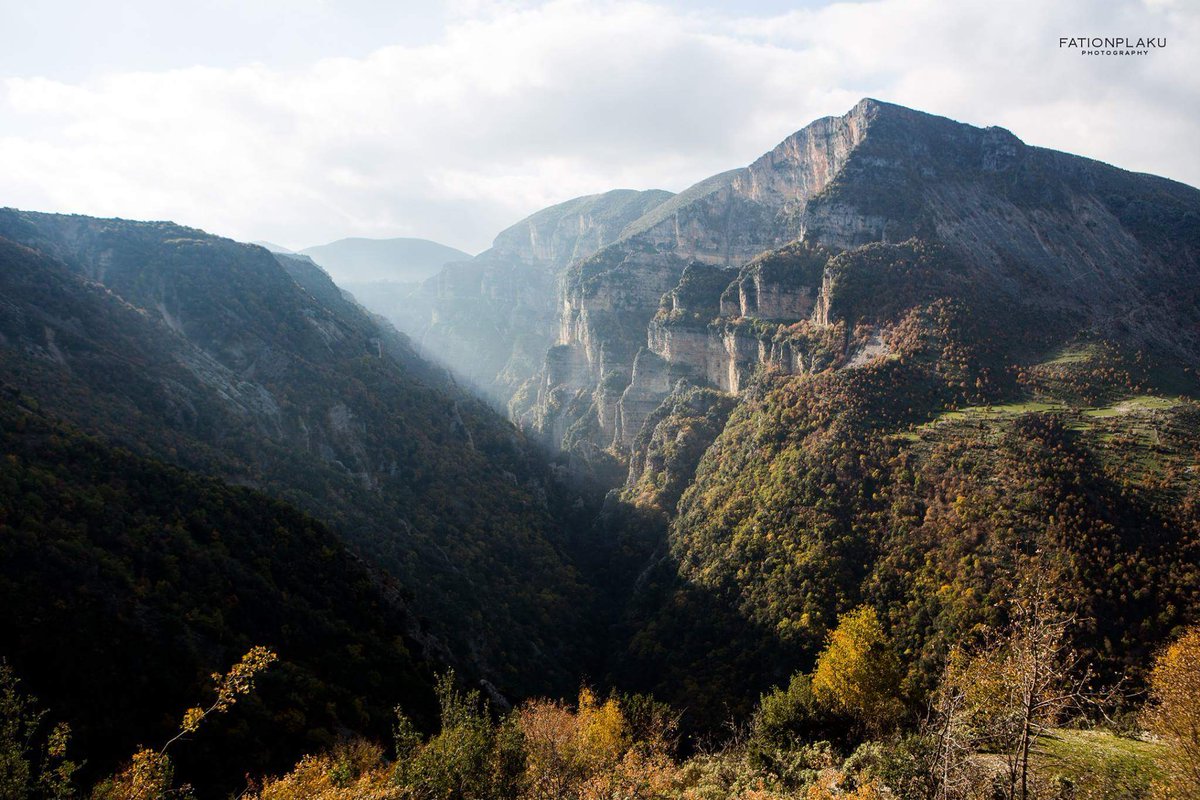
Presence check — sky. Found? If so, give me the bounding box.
[1,0,1196,254]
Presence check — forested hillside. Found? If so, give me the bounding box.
[0,390,436,791]
[0,216,603,719]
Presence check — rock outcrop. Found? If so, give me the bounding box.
[366,99,1199,477]
[516,100,890,452]
[491,189,675,267]
[518,98,1200,465]
[373,189,672,406]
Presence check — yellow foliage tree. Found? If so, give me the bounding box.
[253,741,397,800]
[165,645,278,750]
[518,688,637,800]
[516,700,579,799]
[1143,625,1200,799]
[92,646,277,800]
[804,768,888,800]
[90,749,177,800]
[575,688,628,770]
[811,606,902,733]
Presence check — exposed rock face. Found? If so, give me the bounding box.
[614,348,674,447]
[491,189,675,266]
[647,316,845,395]
[519,98,1200,465]
[370,189,672,407]
[617,99,879,262]
[719,242,830,320]
[518,102,891,452]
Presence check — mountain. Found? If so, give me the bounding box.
[299,236,471,283]
[0,211,603,731]
[366,189,673,413]
[3,99,1200,797]
[607,101,1200,721]
[250,239,294,254]
[502,99,1200,460]
[389,99,1200,724]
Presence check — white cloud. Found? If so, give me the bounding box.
[1,0,1196,253]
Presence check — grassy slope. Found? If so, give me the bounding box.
[1033,729,1166,799]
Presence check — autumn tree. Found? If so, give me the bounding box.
[518,688,630,800]
[516,686,688,800]
[91,647,277,800]
[253,740,396,800]
[811,607,903,734]
[1142,625,1200,799]
[925,585,1101,800]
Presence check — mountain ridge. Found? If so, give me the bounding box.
[0,209,602,706]
[491,98,1200,459]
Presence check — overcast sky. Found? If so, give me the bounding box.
[1,0,1196,253]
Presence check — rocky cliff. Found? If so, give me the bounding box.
[351,100,1198,491]
[513,101,890,453]
[491,189,676,267]
[370,189,672,407]
[513,99,1200,465]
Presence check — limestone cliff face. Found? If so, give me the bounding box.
[720,272,813,320]
[371,189,672,406]
[491,189,674,268]
[634,243,845,401]
[618,99,881,261]
[522,102,898,453]
[647,315,845,397]
[615,349,675,447]
[535,97,1200,470]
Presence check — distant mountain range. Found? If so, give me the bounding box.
[250,239,295,254]
[295,236,471,283]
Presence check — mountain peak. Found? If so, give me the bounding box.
[848,95,930,118]
[299,236,471,283]
[251,239,295,254]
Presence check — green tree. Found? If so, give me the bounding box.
[0,662,78,800]
[393,673,506,800]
